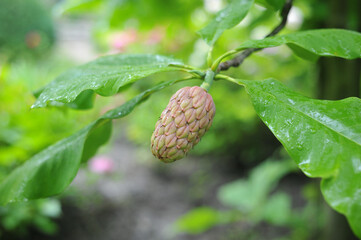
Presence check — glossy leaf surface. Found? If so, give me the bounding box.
[198,0,254,46]
[235,78,361,237]
[33,54,183,108]
[0,80,179,205]
[237,29,361,60]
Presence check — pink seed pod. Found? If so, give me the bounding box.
[151,86,215,163]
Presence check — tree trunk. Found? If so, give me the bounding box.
[315,0,360,239]
[317,0,361,100]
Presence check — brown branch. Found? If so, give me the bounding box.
[218,0,293,72]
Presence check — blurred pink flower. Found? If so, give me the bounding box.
[145,27,165,45]
[89,156,114,174]
[111,29,138,51]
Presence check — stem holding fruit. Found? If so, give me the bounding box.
[200,69,215,92]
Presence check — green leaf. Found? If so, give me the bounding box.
[0,80,179,205]
[66,90,95,110]
[265,0,285,10]
[218,159,295,212]
[58,0,102,13]
[287,44,319,62]
[175,207,240,234]
[32,54,183,108]
[235,78,361,238]
[237,29,361,60]
[33,215,58,234]
[175,207,221,234]
[256,0,285,11]
[198,0,254,46]
[263,192,291,225]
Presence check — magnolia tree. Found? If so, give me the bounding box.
[1,0,360,237]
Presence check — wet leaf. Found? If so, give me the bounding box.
[235,78,361,238]
[198,0,254,46]
[237,29,361,60]
[32,54,183,108]
[0,80,179,205]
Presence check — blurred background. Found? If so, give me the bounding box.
[0,0,360,239]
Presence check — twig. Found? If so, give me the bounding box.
[218,0,293,72]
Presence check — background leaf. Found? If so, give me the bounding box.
[32,54,183,108]
[218,159,295,212]
[175,207,221,234]
[175,158,296,235]
[237,29,361,60]
[235,78,361,238]
[0,80,180,205]
[198,0,254,46]
[262,192,291,225]
[174,207,239,234]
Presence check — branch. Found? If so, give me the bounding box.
[218,0,293,72]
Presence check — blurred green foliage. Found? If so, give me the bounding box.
[175,156,327,239]
[175,206,240,235]
[0,57,103,170]
[0,0,55,59]
[0,55,111,238]
[0,199,61,238]
[0,0,64,237]
[58,0,203,29]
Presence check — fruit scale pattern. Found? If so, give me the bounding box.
[151,86,216,163]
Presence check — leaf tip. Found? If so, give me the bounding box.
[31,100,47,109]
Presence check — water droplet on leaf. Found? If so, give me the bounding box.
[296,143,303,150]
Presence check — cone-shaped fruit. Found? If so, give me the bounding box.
[151,86,215,163]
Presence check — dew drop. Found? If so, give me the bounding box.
[288,98,296,105]
[285,119,293,126]
[299,158,311,174]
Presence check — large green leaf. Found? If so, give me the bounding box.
[0,80,179,205]
[198,0,254,46]
[237,29,361,60]
[32,54,183,108]
[234,78,361,237]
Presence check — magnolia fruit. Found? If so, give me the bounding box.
[151,86,215,163]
